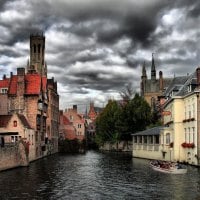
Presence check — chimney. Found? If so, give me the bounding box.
[10,72,13,77]
[73,105,77,112]
[196,67,200,86]
[3,74,6,79]
[17,68,25,76]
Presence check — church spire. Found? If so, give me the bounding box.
[142,61,147,78]
[151,53,156,80]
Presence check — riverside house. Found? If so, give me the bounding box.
[133,67,200,166]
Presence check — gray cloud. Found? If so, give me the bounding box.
[0,0,199,110]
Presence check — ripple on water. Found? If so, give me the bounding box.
[0,151,200,199]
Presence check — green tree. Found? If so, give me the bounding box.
[95,100,122,145]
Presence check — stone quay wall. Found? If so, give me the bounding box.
[99,141,132,153]
[0,141,29,172]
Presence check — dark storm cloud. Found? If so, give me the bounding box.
[0,0,200,109]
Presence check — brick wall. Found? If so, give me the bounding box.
[0,94,8,114]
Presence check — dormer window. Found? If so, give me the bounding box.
[187,85,192,93]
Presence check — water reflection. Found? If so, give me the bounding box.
[0,151,200,199]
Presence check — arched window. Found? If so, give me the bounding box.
[166,133,170,144]
[13,120,17,127]
[38,44,41,53]
[34,44,36,53]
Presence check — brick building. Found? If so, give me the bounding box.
[0,33,59,159]
[59,105,85,141]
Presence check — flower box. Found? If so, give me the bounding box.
[181,142,195,148]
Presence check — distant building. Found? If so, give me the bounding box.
[59,110,76,140]
[140,54,172,108]
[60,105,85,141]
[88,102,97,121]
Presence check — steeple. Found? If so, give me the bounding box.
[151,53,156,80]
[142,61,147,79]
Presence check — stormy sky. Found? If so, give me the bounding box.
[0,0,200,111]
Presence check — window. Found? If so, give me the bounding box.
[166,133,170,144]
[139,136,142,143]
[144,136,147,144]
[184,128,187,142]
[1,88,7,94]
[192,127,195,143]
[188,105,191,118]
[34,45,36,53]
[155,135,160,144]
[184,106,187,119]
[78,124,82,128]
[69,115,73,121]
[188,128,190,143]
[192,104,195,117]
[13,121,17,127]
[149,136,153,144]
[38,44,41,53]
[134,136,137,143]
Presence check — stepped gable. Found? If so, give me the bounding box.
[0,115,12,127]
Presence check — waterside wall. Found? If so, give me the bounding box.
[99,141,132,153]
[0,141,29,172]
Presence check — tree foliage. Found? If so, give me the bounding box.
[95,93,155,146]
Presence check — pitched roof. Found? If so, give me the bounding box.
[8,75,17,95]
[163,76,188,96]
[0,78,10,88]
[132,126,163,136]
[63,115,72,125]
[17,114,32,129]
[25,73,41,95]
[0,115,12,127]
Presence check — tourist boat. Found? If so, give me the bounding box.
[150,160,187,174]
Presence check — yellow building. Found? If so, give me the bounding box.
[133,68,200,166]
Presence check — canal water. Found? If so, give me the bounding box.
[0,151,200,200]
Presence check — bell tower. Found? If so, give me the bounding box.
[28,33,47,76]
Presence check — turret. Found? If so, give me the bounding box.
[141,62,147,96]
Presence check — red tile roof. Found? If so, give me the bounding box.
[1,71,47,96]
[25,74,41,95]
[0,78,10,88]
[8,75,18,95]
[63,115,72,125]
